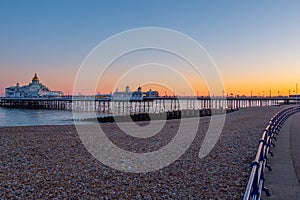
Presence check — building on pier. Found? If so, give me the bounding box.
[5,73,63,98]
[111,86,159,100]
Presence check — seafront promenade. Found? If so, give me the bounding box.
[0,106,287,199]
[262,111,300,199]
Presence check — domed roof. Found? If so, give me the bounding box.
[137,86,142,92]
[32,73,39,81]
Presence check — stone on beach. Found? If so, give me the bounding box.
[0,106,284,199]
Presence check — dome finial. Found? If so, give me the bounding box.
[32,73,39,84]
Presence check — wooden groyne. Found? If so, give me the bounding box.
[82,108,236,123]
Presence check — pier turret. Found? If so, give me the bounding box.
[32,73,39,84]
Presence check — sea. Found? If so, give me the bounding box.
[0,98,195,127]
[0,99,228,127]
[0,107,100,127]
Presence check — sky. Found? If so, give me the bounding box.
[0,0,300,96]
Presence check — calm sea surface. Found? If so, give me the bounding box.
[0,107,100,127]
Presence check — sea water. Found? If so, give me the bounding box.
[0,107,100,127]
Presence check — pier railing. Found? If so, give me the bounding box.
[243,105,300,200]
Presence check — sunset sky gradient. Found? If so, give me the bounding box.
[0,0,299,96]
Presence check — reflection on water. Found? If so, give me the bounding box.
[0,107,99,127]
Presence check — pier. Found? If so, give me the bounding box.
[0,96,296,114]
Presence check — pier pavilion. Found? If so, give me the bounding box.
[5,73,63,98]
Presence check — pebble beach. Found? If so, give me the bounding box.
[0,106,285,199]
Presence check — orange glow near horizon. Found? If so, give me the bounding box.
[0,67,299,97]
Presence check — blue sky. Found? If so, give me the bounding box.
[0,0,300,95]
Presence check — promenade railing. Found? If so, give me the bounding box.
[243,105,300,200]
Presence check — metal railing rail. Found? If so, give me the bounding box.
[243,105,300,200]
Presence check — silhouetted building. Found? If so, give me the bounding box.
[112,86,159,100]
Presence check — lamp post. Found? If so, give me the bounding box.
[296,83,298,105]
